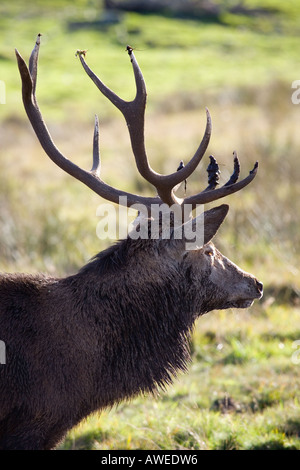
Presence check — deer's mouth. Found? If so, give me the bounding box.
[230,293,263,309]
[232,299,255,309]
[222,295,261,310]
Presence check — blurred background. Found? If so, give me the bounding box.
[0,0,299,450]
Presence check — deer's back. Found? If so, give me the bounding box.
[0,273,100,421]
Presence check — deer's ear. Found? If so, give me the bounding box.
[202,204,229,245]
[171,204,229,253]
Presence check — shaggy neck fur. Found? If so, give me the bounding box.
[71,238,195,405]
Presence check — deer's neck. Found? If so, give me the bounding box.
[70,253,194,406]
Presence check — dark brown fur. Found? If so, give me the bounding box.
[0,218,262,449]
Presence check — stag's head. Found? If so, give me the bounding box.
[15,35,263,314]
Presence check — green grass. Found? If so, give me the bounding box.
[60,303,300,450]
[0,0,300,451]
[1,0,300,119]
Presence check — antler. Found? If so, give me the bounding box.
[77,44,212,206]
[16,34,258,214]
[15,34,160,209]
[183,151,258,210]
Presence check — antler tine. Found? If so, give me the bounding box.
[126,45,147,106]
[91,115,100,176]
[224,151,240,186]
[206,155,220,190]
[28,32,41,98]
[15,35,161,209]
[78,47,212,206]
[183,153,258,210]
[77,51,128,112]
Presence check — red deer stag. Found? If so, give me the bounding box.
[0,35,263,450]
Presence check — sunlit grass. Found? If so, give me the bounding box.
[59,303,300,450]
[1,0,300,120]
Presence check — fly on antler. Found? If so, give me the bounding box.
[15,34,258,214]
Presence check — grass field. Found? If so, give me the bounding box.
[0,0,299,450]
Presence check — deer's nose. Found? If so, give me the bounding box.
[256,280,263,295]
